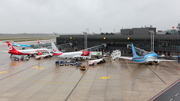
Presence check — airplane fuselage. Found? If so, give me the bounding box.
[132,53,158,63]
[12,44,31,47]
[54,51,89,59]
[8,49,48,55]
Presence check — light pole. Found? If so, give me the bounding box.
[84,28,88,49]
[149,30,154,52]
[100,28,101,34]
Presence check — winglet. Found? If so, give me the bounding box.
[131,43,139,58]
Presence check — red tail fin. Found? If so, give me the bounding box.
[37,39,41,44]
[6,41,17,52]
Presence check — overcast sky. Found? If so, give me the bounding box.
[0,0,179,34]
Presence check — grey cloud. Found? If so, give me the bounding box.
[0,0,180,33]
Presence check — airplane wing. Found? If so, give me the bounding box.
[72,55,88,59]
[145,58,177,63]
[119,56,133,60]
[72,55,81,58]
[157,59,177,62]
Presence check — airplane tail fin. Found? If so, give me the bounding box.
[131,43,139,58]
[51,42,62,55]
[12,42,16,45]
[6,41,17,52]
[37,39,41,44]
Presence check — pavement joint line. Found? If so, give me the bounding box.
[147,65,166,84]
[163,62,179,72]
[65,61,90,101]
[109,66,138,77]
[0,60,47,82]
[1,65,137,84]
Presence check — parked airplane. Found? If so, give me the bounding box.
[37,39,41,44]
[51,42,90,59]
[12,39,42,48]
[12,42,31,47]
[119,43,176,64]
[6,41,49,57]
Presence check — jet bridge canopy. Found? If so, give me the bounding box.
[84,43,106,51]
[127,44,149,55]
[32,43,72,49]
[56,43,72,48]
[32,43,51,48]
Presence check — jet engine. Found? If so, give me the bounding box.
[154,61,159,65]
[37,52,42,55]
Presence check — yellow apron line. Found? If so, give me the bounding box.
[0,71,7,74]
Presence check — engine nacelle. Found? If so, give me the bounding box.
[37,52,42,55]
[154,61,159,65]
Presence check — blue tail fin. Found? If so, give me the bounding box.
[131,43,139,58]
[12,42,16,45]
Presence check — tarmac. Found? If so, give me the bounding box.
[0,40,180,101]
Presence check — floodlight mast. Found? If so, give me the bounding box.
[149,30,155,52]
[84,29,88,49]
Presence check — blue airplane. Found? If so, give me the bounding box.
[119,43,176,64]
[11,39,42,48]
[12,42,31,47]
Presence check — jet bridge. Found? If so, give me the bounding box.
[84,43,107,51]
[32,43,72,49]
[56,43,72,49]
[83,43,106,58]
[32,43,51,48]
[127,44,148,55]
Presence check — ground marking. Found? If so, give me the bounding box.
[0,71,7,74]
[100,76,110,80]
[169,98,173,101]
[11,63,18,65]
[31,66,44,69]
[175,93,179,97]
[8,66,138,84]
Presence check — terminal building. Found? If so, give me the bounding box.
[56,24,180,57]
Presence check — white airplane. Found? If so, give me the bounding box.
[6,41,49,57]
[119,43,176,65]
[51,42,90,59]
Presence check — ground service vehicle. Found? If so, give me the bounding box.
[65,61,69,66]
[13,57,19,61]
[76,62,82,67]
[88,58,105,66]
[35,53,52,60]
[20,55,29,61]
[60,61,64,66]
[70,61,75,65]
[55,61,59,65]
[80,65,86,71]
